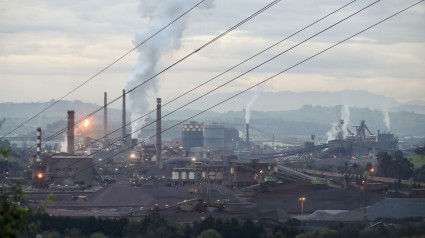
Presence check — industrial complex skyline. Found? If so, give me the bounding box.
[0,0,424,112]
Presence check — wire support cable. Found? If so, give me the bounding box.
[47,0,358,162]
[0,0,208,140]
[44,0,373,171]
[47,0,420,179]
[20,0,282,156]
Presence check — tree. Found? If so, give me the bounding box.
[295,227,339,238]
[377,151,414,180]
[414,145,425,161]
[197,229,223,238]
[91,232,109,238]
[0,181,38,237]
[415,165,425,182]
[394,151,415,180]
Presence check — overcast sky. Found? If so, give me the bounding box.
[0,0,424,113]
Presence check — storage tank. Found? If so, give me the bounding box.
[182,121,203,150]
[203,123,225,148]
[172,171,179,180]
[188,171,195,180]
[224,127,238,148]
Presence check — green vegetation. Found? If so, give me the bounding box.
[405,154,425,169]
[0,181,39,238]
[376,151,415,180]
[22,214,425,238]
[1,189,424,238]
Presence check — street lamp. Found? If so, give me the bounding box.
[299,197,306,229]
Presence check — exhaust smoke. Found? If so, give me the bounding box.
[125,0,214,139]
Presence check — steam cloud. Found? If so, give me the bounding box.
[381,103,390,131]
[125,0,214,139]
[245,86,262,124]
[326,104,350,141]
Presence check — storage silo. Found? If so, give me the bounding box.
[182,121,203,150]
[203,123,225,148]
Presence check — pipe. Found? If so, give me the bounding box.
[246,123,250,150]
[104,92,108,138]
[36,127,41,161]
[122,89,126,143]
[67,110,75,154]
[156,98,162,166]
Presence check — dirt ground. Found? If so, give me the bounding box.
[47,181,396,222]
[247,181,387,214]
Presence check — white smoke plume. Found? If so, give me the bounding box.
[126,0,214,139]
[326,104,350,142]
[381,103,390,131]
[245,86,263,124]
[341,103,350,136]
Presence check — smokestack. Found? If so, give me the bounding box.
[122,89,126,142]
[156,98,161,166]
[246,124,250,150]
[36,127,41,162]
[104,92,108,138]
[67,110,75,154]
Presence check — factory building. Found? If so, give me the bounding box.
[376,131,399,153]
[224,128,239,149]
[31,153,94,188]
[182,121,203,150]
[45,153,93,187]
[230,159,278,188]
[170,163,225,186]
[203,123,225,148]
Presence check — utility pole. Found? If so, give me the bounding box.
[299,196,306,230]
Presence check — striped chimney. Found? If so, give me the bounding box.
[36,127,42,162]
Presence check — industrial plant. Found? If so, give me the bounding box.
[12,89,422,225]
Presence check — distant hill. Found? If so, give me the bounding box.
[1,91,424,139]
[0,100,124,120]
[187,90,402,112]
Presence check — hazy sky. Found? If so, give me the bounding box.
[1,0,424,112]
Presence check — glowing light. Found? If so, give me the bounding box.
[84,119,89,128]
[37,173,43,179]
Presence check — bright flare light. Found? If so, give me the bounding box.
[84,119,89,128]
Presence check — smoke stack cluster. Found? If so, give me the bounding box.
[67,110,75,154]
[122,89,126,142]
[156,98,161,166]
[36,127,41,162]
[246,124,250,150]
[104,92,108,138]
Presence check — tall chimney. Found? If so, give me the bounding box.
[67,110,75,154]
[36,127,42,162]
[104,92,108,138]
[122,89,126,142]
[156,98,162,166]
[246,123,250,150]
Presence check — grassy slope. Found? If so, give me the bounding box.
[405,154,425,169]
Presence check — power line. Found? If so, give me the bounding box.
[48,0,394,178]
[48,0,358,163]
[0,0,208,140]
[19,0,283,155]
[69,0,423,178]
[44,0,363,172]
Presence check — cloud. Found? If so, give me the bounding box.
[0,0,423,109]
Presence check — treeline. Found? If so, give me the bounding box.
[26,214,425,238]
[377,151,425,182]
